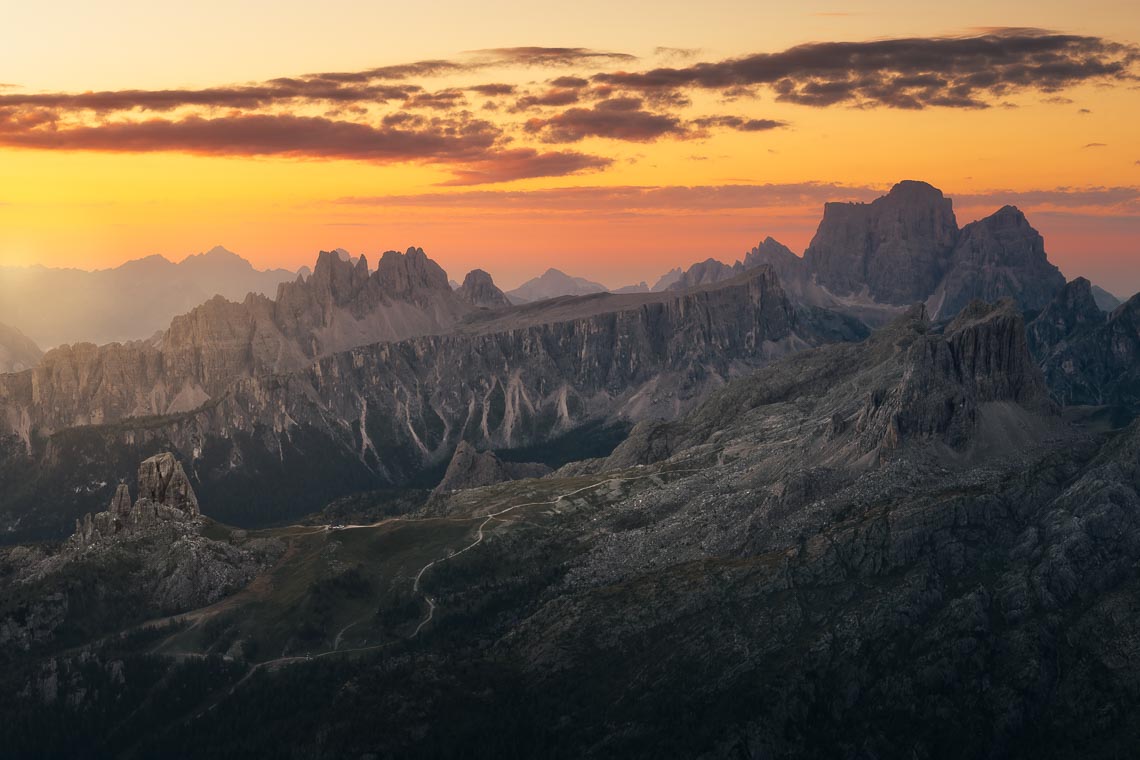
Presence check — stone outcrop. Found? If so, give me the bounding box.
[72,453,200,547]
[930,205,1066,319]
[1026,277,1106,356]
[604,297,1054,471]
[743,236,805,285]
[872,299,1054,449]
[433,441,550,494]
[456,269,511,309]
[1030,285,1140,411]
[1,452,282,654]
[136,452,199,516]
[804,180,959,304]
[799,181,1067,319]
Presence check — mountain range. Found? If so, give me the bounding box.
[0,180,1122,539]
[6,277,1140,756]
[504,268,609,303]
[0,246,301,349]
[0,323,41,374]
[5,179,1140,757]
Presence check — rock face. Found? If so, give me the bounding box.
[804,180,959,304]
[0,322,42,373]
[1026,277,1106,356]
[456,269,511,309]
[433,441,550,494]
[1029,284,1140,411]
[135,452,200,516]
[605,297,1053,471]
[930,205,1066,319]
[800,181,1067,319]
[505,268,607,304]
[72,453,200,547]
[743,236,805,284]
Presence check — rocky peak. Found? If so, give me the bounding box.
[930,206,1066,319]
[433,441,550,494]
[667,258,744,291]
[804,180,958,304]
[110,483,131,517]
[137,453,200,516]
[374,247,453,301]
[457,269,511,309]
[1091,285,1122,312]
[1027,278,1106,356]
[71,453,200,548]
[745,237,797,264]
[743,236,805,284]
[860,298,1052,451]
[651,267,683,292]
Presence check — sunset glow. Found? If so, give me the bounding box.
[1,1,1138,291]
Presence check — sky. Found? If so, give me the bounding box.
[0,1,1138,292]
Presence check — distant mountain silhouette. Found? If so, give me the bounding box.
[0,246,301,348]
[0,321,41,373]
[505,268,608,304]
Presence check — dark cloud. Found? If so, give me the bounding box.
[593,29,1139,109]
[1078,108,1092,114]
[307,60,467,82]
[691,116,787,132]
[526,98,684,142]
[468,83,516,96]
[1085,142,1108,148]
[954,186,1140,210]
[653,47,702,59]
[550,76,590,88]
[0,111,499,161]
[403,89,468,110]
[0,108,614,186]
[470,47,636,67]
[512,88,581,111]
[0,82,421,113]
[438,149,612,185]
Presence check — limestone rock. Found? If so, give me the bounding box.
[930,205,1066,319]
[456,269,511,309]
[434,441,551,494]
[1026,277,1106,357]
[1030,287,1140,411]
[804,180,958,304]
[136,453,199,515]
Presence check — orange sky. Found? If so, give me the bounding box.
[0,1,1138,292]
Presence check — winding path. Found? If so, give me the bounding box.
[192,465,709,709]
